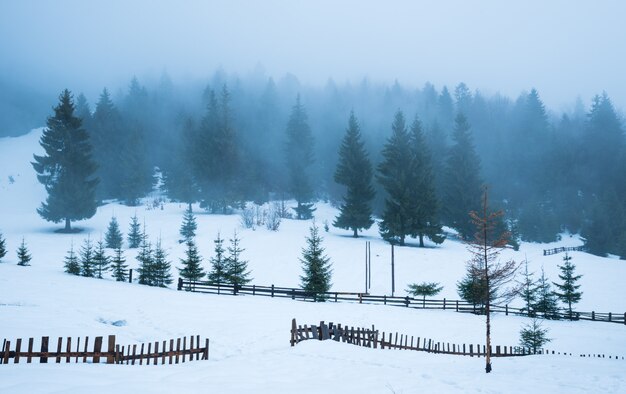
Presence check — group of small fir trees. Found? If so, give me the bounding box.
[0,232,33,267]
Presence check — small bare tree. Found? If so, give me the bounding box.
[465,187,519,373]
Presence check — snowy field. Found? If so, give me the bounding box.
[1,129,625,393]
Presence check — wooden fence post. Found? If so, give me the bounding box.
[405,296,409,307]
[107,335,116,364]
[505,304,508,316]
[177,277,183,291]
[40,336,49,363]
[291,318,297,346]
[456,300,459,312]
[2,340,9,364]
[129,269,133,283]
[443,298,446,310]
[271,284,275,298]
[93,336,103,363]
[15,338,22,364]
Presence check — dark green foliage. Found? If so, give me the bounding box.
[179,240,205,285]
[518,259,538,315]
[333,112,375,237]
[442,113,483,239]
[519,319,551,353]
[179,205,197,243]
[553,253,582,318]
[63,243,80,275]
[457,272,491,307]
[118,124,155,206]
[79,237,95,277]
[285,95,315,219]
[16,238,31,266]
[300,223,332,301]
[533,268,560,319]
[152,239,173,287]
[111,246,128,282]
[105,217,123,249]
[136,236,154,285]
[32,90,98,232]
[93,240,110,279]
[226,232,251,285]
[161,117,199,206]
[207,233,228,284]
[406,282,443,297]
[127,214,142,248]
[0,232,6,261]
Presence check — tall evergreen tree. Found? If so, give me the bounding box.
[0,232,6,261]
[152,238,173,287]
[553,253,583,318]
[118,123,154,206]
[127,214,142,248]
[105,216,123,249]
[207,233,229,284]
[32,90,98,232]
[136,235,154,285]
[111,246,128,282]
[79,237,95,277]
[63,242,80,275]
[93,239,110,279]
[300,223,332,301]
[442,113,483,239]
[226,231,251,285]
[533,267,559,319]
[16,238,32,266]
[285,95,315,219]
[518,258,538,316]
[161,117,199,206]
[179,240,205,286]
[333,111,375,237]
[179,205,197,243]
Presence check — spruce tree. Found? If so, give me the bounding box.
[207,233,229,284]
[533,267,559,319]
[92,240,110,279]
[63,243,80,275]
[179,205,197,243]
[519,319,551,354]
[152,238,173,287]
[111,246,128,282]
[79,237,95,277]
[518,259,538,316]
[442,113,483,239]
[377,111,413,245]
[179,240,205,288]
[226,231,251,285]
[16,238,32,266]
[0,232,6,261]
[300,223,332,301]
[105,216,123,249]
[285,95,315,220]
[127,214,142,248]
[553,253,582,319]
[333,111,375,237]
[32,89,98,232]
[136,236,154,285]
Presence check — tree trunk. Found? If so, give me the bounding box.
[353,228,358,238]
[419,234,424,247]
[64,218,71,232]
[399,235,405,246]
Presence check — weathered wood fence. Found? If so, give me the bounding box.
[179,279,626,325]
[290,319,625,360]
[543,245,586,256]
[0,334,209,365]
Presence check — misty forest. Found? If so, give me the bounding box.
[26,72,626,258]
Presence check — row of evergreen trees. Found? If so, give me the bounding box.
[0,232,32,267]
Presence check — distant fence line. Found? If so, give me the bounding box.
[0,334,209,365]
[290,319,625,360]
[543,245,586,256]
[179,279,626,325]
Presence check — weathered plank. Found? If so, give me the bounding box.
[40,337,49,363]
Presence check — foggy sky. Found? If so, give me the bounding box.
[1,0,625,111]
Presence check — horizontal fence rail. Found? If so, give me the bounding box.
[291,319,625,360]
[0,334,209,365]
[179,279,625,325]
[543,246,586,256]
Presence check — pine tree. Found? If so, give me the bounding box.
[300,223,332,301]
[127,214,142,248]
[226,231,251,285]
[533,267,560,319]
[93,240,110,279]
[179,205,197,243]
[79,237,95,277]
[442,113,483,239]
[519,319,551,354]
[105,216,123,249]
[118,124,155,206]
[553,253,582,319]
[0,232,6,261]
[333,111,375,237]
[16,238,32,266]
[207,233,229,284]
[32,89,98,232]
[136,236,154,285]
[111,246,128,282]
[152,239,173,287]
[63,243,80,275]
[179,240,205,288]
[285,95,315,220]
[518,258,538,316]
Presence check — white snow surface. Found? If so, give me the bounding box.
[0,129,624,393]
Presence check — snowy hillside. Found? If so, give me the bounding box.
[0,129,625,393]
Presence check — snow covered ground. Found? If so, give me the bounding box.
[0,129,625,393]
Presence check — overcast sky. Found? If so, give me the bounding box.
[1,0,625,111]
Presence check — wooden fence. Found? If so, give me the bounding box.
[543,245,586,256]
[0,334,209,365]
[179,279,626,325]
[290,319,625,360]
